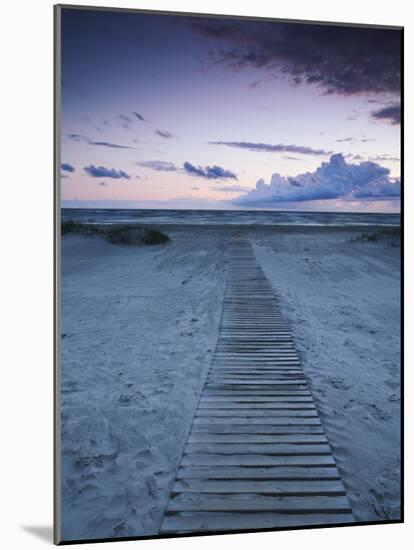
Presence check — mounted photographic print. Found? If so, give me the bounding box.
[54,4,403,544]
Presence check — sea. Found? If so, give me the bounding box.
[61,208,400,227]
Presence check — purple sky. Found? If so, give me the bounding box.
[60,8,401,212]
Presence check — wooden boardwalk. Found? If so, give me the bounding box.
[160,239,354,534]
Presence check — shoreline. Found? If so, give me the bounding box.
[62,222,401,237]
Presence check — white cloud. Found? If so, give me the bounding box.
[235,154,400,206]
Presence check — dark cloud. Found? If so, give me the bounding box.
[155,129,175,139]
[184,162,238,180]
[67,133,85,142]
[61,163,75,172]
[235,154,400,205]
[84,165,130,179]
[133,112,146,121]
[210,141,331,156]
[67,133,136,149]
[98,181,107,186]
[137,160,178,172]
[89,140,136,149]
[191,18,401,96]
[371,104,401,125]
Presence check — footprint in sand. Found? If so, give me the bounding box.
[385,378,399,390]
[368,404,392,422]
[326,376,351,390]
[369,468,401,520]
[118,394,133,406]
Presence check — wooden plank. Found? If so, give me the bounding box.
[215,358,299,362]
[203,389,311,396]
[206,381,307,386]
[160,511,354,533]
[198,402,315,410]
[215,350,297,354]
[215,354,298,357]
[192,417,320,426]
[213,357,300,361]
[206,382,308,387]
[177,466,340,480]
[218,336,294,340]
[188,433,328,444]
[208,371,304,376]
[206,380,307,386]
[167,494,351,513]
[209,369,303,374]
[218,336,292,340]
[209,368,304,373]
[191,425,324,434]
[195,410,318,418]
[185,443,331,454]
[217,352,297,356]
[201,396,314,402]
[213,358,300,362]
[181,454,335,467]
[218,332,292,334]
[212,365,301,369]
[172,479,345,495]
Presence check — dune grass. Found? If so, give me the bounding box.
[350,226,400,243]
[61,221,170,246]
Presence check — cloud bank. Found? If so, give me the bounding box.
[235,154,400,206]
[191,18,401,96]
[371,104,401,125]
[184,162,238,180]
[67,133,136,149]
[84,165,131,179]
[210,141,331,156]
[89,140,136,149]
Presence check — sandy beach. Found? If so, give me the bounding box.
[60,225,400,540]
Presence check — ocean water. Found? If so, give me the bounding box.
[61,208,400,227]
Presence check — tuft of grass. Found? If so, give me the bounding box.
[61,220,170,246]
[61,220,100,236]
[142,229,170,245]
[349,227,400,243]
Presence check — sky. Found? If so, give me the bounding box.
[60,8,402,212]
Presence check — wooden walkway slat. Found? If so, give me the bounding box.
[161,512,354,533]
[172,479,346,495]
[188,433,328,444]
[160,238,354,534]
[167,494,352,512]
[185,443,331,454]
[177,465,342,480]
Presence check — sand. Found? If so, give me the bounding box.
[60,225,400,541]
